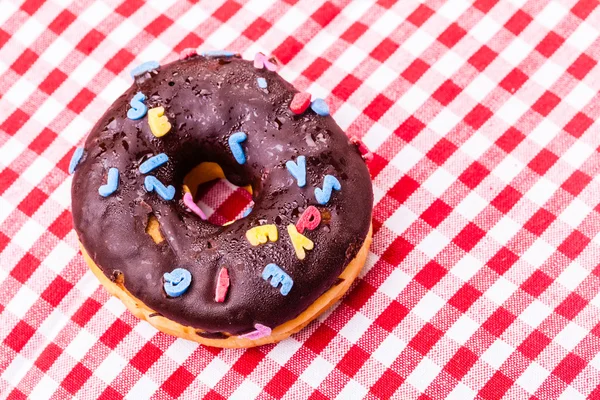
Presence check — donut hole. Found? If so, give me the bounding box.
[183,162,254,226]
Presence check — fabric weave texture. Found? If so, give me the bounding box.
[2,0,600,399]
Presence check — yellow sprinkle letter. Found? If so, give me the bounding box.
[246,225,278,246]
[148,107,171,137]
[287,224,314,260]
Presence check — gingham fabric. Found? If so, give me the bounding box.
[2,0,600,398]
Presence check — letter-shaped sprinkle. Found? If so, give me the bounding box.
[290,92,311,114]
[69,147,84,174]
[239,324,272,340]
[179,48,197,60]
[163,268,192,297]
[201,50,237,58]
[99,168,119,197]
[183,192,207,220]
[254,52,278,71]
[310,98,329,116]
[130,60,159,79]
[287,224,314,260]
[148,107,171,138]
[296,206,321,233]
[139,153,168,174]
[145,176,175,201]
[127,92,148,120]
[262,263,293,296]
[257,77,267,89]
[315,175,341,205]
[286,155,306,187]
[246,225,278,246]
[228,132,247,164]
[215,267,229,303]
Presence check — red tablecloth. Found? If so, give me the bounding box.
[3,0,600,398]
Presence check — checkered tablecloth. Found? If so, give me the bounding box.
[3,0,600,398]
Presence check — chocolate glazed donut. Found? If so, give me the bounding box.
[71,54,373,337]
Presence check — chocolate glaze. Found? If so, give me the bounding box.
[71,56,373,335]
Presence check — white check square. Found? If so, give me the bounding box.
[501,38,532,66]
[398,84,429,114]
[470,14,501,43]
[516,362,550,394]
[407,357,442,391]
[556,261,589,291]
[567,22,599,52]
[525,178,558,207]
[65,329,96,360]
[402,29,435,57]
[488,216,521,246]
[379,268,411,299]
[455,191,488,221]
[554,321,588,351]
[6,285,38,319]
[446,314,479,345]
[336,46,368,73]
[417,229,451,259]
[522,238,555,267]
[519,300,552,328]
[413,291,445,322]
[564,82,596,110]
[373,335,406,367]
[482,339,514,368]
[365,64,397,92]
[198,357,230,388]
[391,144,423,172]
[385,205,418,236]
[464,73,496,103]
[13,17,45,48]
[485,277,518,305]
[451,253,484,282]
[340,312,372,344]
[558,199,591,229]
[422,168,456,197]
[300,356,334,388]
[428,108,460,136]
[95,352,127,384]
[127,376,159,399]
[3,78,36,107]
[536,2,568,30]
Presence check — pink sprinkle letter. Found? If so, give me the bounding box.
[240,324,272,340]
[183,192,207,220]
[215,267,229,303]
[296,206,321,233]
[179,48,197,60]
[254,52,278,71]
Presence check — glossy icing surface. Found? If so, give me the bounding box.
[71,56,373,335]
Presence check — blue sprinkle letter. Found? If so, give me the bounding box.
[69,147,84,174]
[130,60,159,78]
[201,50,237,58]
[286,156,306,187]
[145,176,175,201]
[139,153,168,174]
[310,98,330,116]
[164,268,192,297]
[314,175,341,205]
[99,168,119,197]
[127,92,148,120]
[229,132,247,164]
[262,263,293,296]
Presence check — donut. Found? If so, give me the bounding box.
[71,50,373,348]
